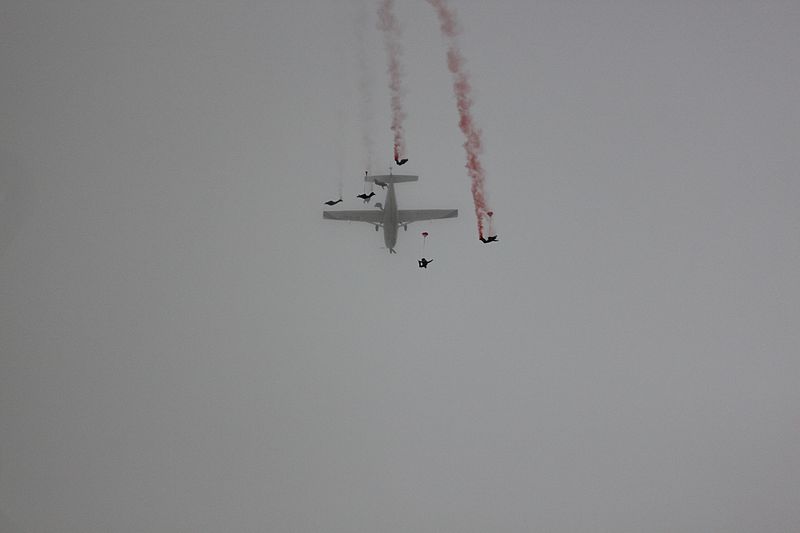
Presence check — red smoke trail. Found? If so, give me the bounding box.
[377,0,407,163]
[427,0,492,239]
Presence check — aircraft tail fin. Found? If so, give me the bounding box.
[366,174,418,184]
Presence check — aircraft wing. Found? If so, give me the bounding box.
[323,210,384,223]
[397,209,458,224]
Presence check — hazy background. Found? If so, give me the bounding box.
[2,1,799,531]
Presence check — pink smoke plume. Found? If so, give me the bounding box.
[427,0,492,239]
[377,0,407,163]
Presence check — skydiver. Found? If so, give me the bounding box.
[324,198,343,206]
[479,235,499,243]
[418,258,433,268]
[356,191,376,203]
[395,158,409,166]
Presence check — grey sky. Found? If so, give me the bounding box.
[2,1,799,531]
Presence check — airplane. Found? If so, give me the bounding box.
[323,174,458,254]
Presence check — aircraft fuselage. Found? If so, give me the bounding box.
[382,182,398,252]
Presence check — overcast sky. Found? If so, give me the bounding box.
[2,1,799,531]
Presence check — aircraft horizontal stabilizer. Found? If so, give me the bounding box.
[366,174,418,184]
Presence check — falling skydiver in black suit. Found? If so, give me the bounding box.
[356,192,376,203]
